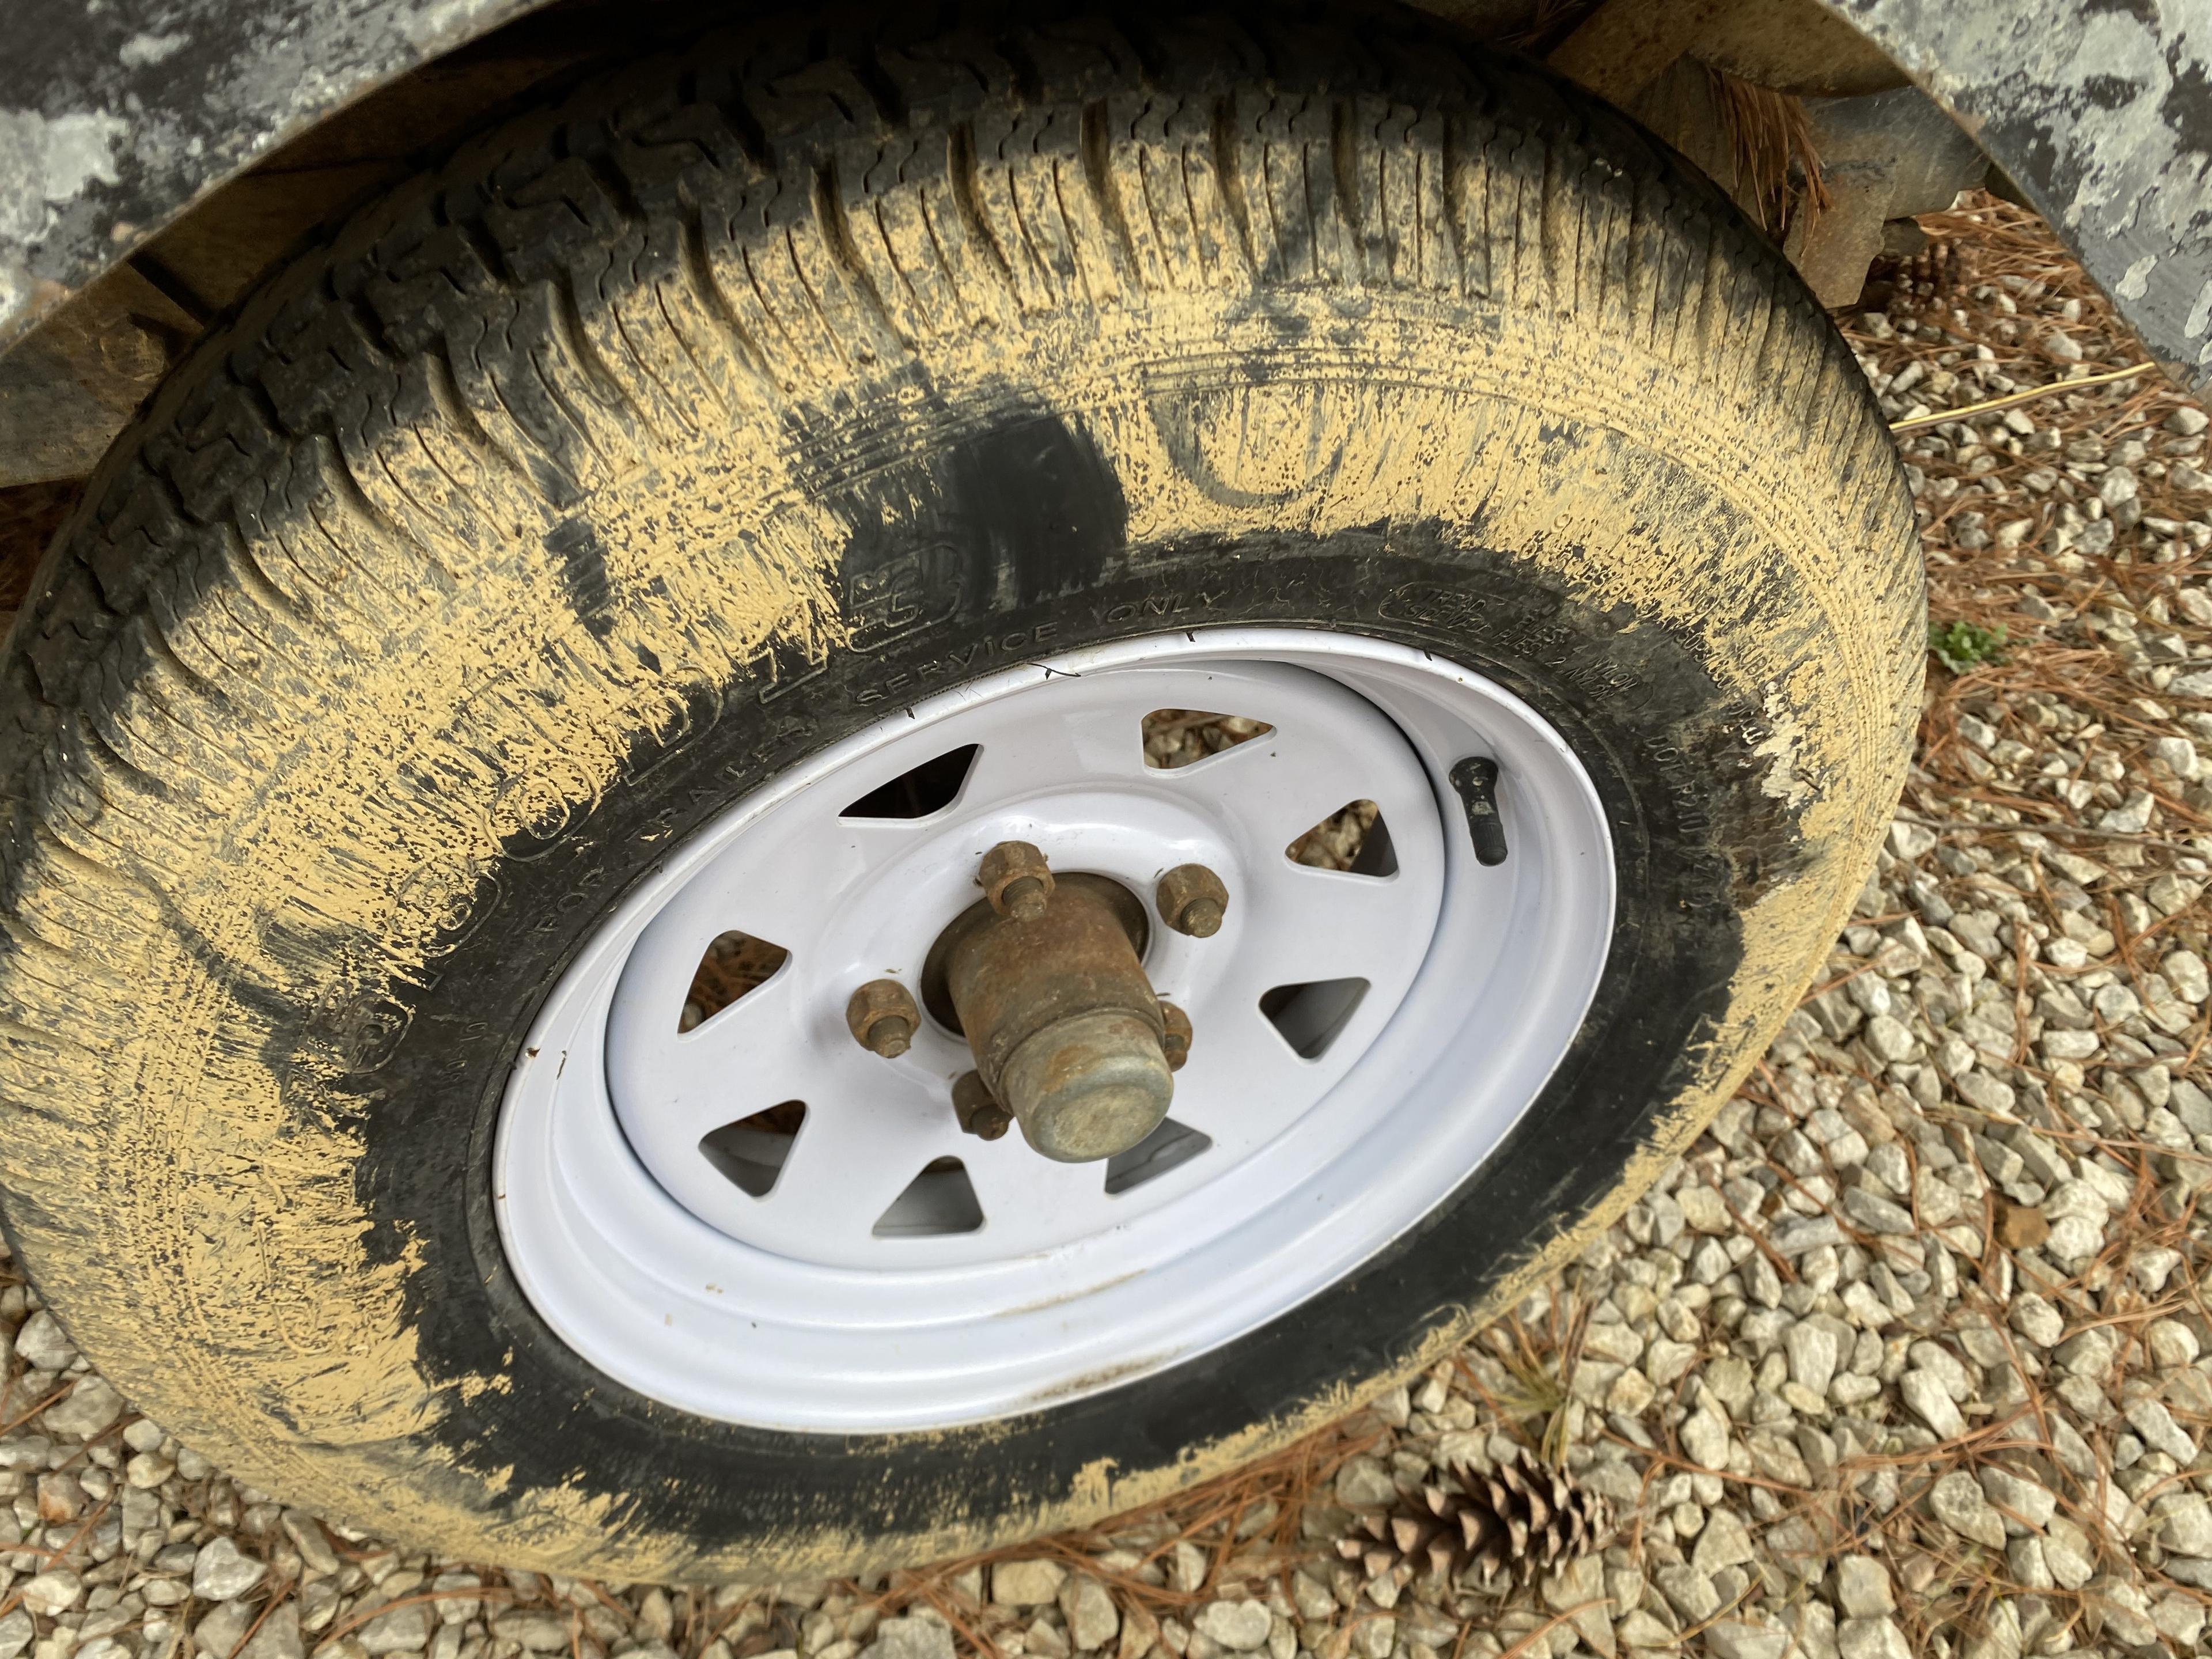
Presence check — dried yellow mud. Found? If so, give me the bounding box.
[0,37,1918,1580]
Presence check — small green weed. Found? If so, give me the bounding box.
[1928,619,2008,674]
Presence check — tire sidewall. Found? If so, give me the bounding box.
[0,13,1921,1574]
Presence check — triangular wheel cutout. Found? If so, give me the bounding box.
[1104,1118,1213,1196]
[841,744,979,819]
[1287,800,1396,875]
[1141,709,1274,770]
[872,1156,985,1237]
[680,930,790,1032]
[698,1101,805,1198]
[1260,977,1371,1059]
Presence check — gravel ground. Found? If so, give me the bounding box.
[7,197,2212,1659]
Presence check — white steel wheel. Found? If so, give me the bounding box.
[495,629,1614,1432]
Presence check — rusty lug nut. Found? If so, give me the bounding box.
[1159,1002,1192,1072]
[846,979,920,1058]
[1156,863,1229,938]
[952,1071,1013,1140]
[980,840,1056,921]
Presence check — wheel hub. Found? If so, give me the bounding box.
[935,848,1184,1162]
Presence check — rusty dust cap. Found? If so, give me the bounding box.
[999,1010,1174,1162]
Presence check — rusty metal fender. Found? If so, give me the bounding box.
[0,0,2209,386]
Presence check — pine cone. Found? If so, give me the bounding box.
[1335,1445,1611,1592]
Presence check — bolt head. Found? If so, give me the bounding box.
[952,1070,1013,1139]
[1159,1002,1192,1072]
[1001,874,1050,921]
[981,840,1056,918]
[1156,863,1230,938]
[846,979,921,1058]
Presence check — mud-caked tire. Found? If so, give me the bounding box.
[0,7,1918,1578]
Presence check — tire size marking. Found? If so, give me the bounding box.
[854,623,1065,704]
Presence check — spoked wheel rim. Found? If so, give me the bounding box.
[494,628,1616,1432]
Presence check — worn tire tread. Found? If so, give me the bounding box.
[0,0,1916,1576]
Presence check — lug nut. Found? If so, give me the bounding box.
[1159,1002,1192,1071]
[980,840,1056,920]
[846,979,920,1058]
[1156,863,1229,938]
[952,1071,1013,1139]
